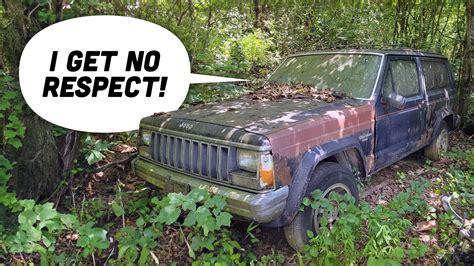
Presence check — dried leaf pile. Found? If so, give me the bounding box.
[247,83,351,103]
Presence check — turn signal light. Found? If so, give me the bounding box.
[259,154,274,187]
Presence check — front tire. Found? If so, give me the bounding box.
[283,162,359,251]
[424,121,449,161]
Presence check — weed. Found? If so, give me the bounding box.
[76,221,110,264]
[81,135,119,165]
[302,180,430,265]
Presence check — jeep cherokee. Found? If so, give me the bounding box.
[133,50,460,251]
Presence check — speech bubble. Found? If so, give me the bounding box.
[19,16,244,133]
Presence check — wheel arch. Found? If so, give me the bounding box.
[429,108,458,146]
[265,136,366,226]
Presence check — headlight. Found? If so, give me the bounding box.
[141,130,151,146]
[233,149,274,190]
[237,149,259,172]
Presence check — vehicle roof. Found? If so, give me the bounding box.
[292,49,447,59]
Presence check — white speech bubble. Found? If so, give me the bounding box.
[19,16,244,133]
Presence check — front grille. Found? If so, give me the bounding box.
[150,132,233,182]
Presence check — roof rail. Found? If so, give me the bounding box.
[309,44,439,54]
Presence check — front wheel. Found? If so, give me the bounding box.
[283,162,359,251]
[424,122,449,161]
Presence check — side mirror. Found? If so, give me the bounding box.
[386,92,406,109]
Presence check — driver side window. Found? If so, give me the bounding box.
[386,59,420,98]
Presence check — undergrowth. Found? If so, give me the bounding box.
[302,180,430,265]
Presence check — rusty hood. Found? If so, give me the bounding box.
[141,97,374,152]
[171,98,370,133]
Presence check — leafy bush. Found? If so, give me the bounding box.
[115,224,161,265]
[76,222,110,262]
[5,200,79,263]
[111,187,239,264]
[81,135,119,165]
[302,180,430,265]
[152,189,233,259]
[0,74,25,150]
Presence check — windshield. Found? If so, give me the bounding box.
[268,53,382,99]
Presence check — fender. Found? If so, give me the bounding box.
[265,136,367,227]
[430,107,457,145]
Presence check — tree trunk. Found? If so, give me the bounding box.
[9,112,62,199]
[2,0,72,200]
[253,0,260,29]
[459,0,473,123]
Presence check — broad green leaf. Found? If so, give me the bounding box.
[183,212,197,227]
[111,201,125,217]
[3,91,17,100]
[95,239,110,250]
[7,138,22,149]
[3,129,16,138]
[136,217,145,227]
[216,212,232,227]
[60,214,79,228]
[0,99,10,110]
[157,205,180,225]
[27,227,42,242]
[37,203,58,221]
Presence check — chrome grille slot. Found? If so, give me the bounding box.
[176,138,183,168]
[192,141,199,174]
[169,136,175,167]
[161,134,168,165]
[210,145,218,178]
[150,132,232,183]
[183,140,191,171]
[200,143,208,176]
[219,147,229,181]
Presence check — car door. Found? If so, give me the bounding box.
[374,56,427,170]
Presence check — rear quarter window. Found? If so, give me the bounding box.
[421,59,450,91]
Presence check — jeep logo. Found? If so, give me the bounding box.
[178,122,194,130]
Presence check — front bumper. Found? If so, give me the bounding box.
[133,157,288,223]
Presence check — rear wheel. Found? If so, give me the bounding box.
[424,121,449,161]
[283,162,359,251]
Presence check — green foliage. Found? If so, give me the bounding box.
[302,180,430,265]
[80,187,241,265]
[81,135,119,165]
[245,222,260,244]
[79,197,111,224]
[153,188,233,259]
[6,201,78,258]
[434,149,474,219]
[76,221,110,259]
[0,73,25,150]
[115,225,160,265]
[52,125,68,137]
[0,155,16,208]
[258,249,286,265]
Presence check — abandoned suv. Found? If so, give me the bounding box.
[133,50,459,251]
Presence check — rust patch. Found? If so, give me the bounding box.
[366,154,375,173]
[419,127,434,147]
[267,101,375,157]
[272,154,293,185]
